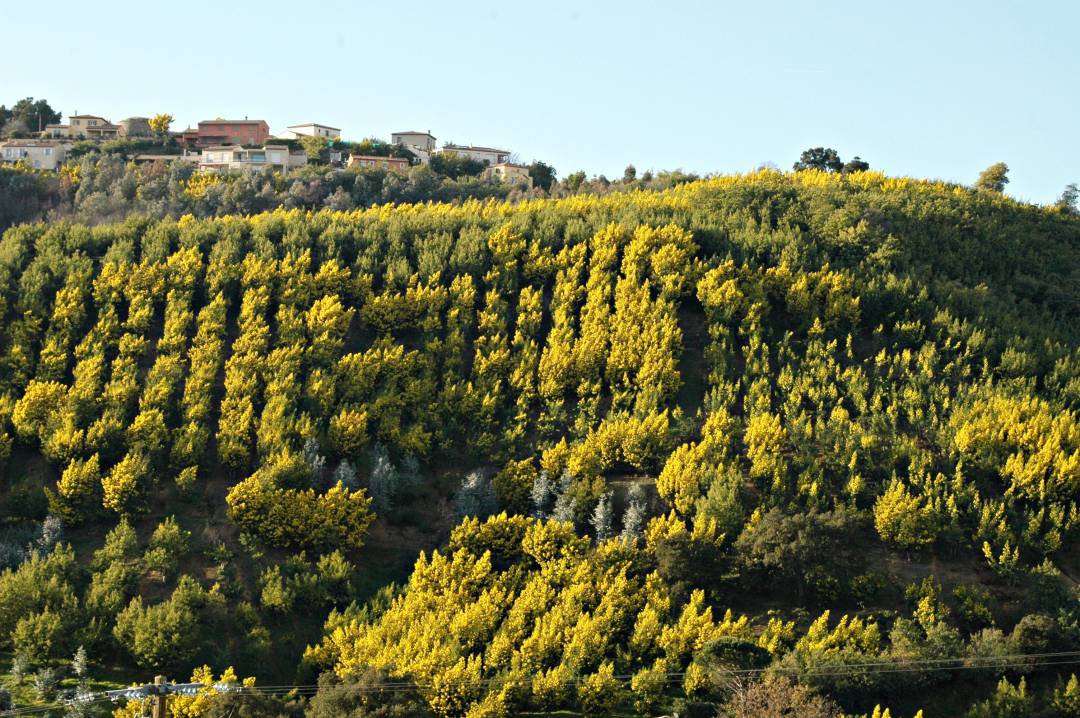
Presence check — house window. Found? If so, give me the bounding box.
[33,160,40,168]
[44,148,52,156]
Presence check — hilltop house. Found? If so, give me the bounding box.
[198,144,307,174]
[42,114,120,140]
[436,143,510,166]
[281,123,341,140]
[483,162,532,187]
[0,140,72,170]
[347,154,410,172]
[180,120,271,148]
[391,131,436,163]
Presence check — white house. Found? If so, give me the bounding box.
[392,131,436,152]
[436,143,510,166]
[391,131,437,163]
[0,140,71,170]
[198,145,308,175]
[280,123,341,140]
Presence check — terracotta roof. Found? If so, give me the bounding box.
[198,119,269,126]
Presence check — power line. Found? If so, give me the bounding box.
[9,650,1080,716]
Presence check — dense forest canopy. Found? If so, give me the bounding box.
[0,170,1079,716]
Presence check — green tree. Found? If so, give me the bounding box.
[93,518,138,570]
[843,156,870,173]
[964,676,1030,718]
[528,160,557,191]
[113,576,216,672]
[793,147,844,172]
[735,508,860,600]
[301,134,329,163]
[2,98,61,136]
[720,676,839,718]
[429,151,485,179]
[1056,182,1078,214]
[306,668,429,718]
[1050,674,1080,718]
[11,609,64,662]
[564,170,587,190]
[975,162,1009,193]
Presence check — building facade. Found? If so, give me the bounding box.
[42,115,120,140]
[392,131,437,153]
[347,154,410,172]
[198,145,307,174]
[484,162,533,187]
[180,120,271,148]
[436,144,510,166]
[281,123,341,140]
[0,140,71,170]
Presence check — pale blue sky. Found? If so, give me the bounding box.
[7,0,1077,203]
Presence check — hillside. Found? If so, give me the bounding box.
[1,171,1079,717]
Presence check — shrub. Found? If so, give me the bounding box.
[32,667,58,701]
[11,609,64,662]
[577,662,621,716]
[964,676,1030,718]
[1050,674,1080,718]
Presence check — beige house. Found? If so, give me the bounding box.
[484,162,532,188]
[198,145,308,175]
[436,143,510,166]
[43,114,121,140]
[347,154,410,172]
[0,140,71,170]
[281,123,341,140]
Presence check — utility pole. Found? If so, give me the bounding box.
[152,675,167,718]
